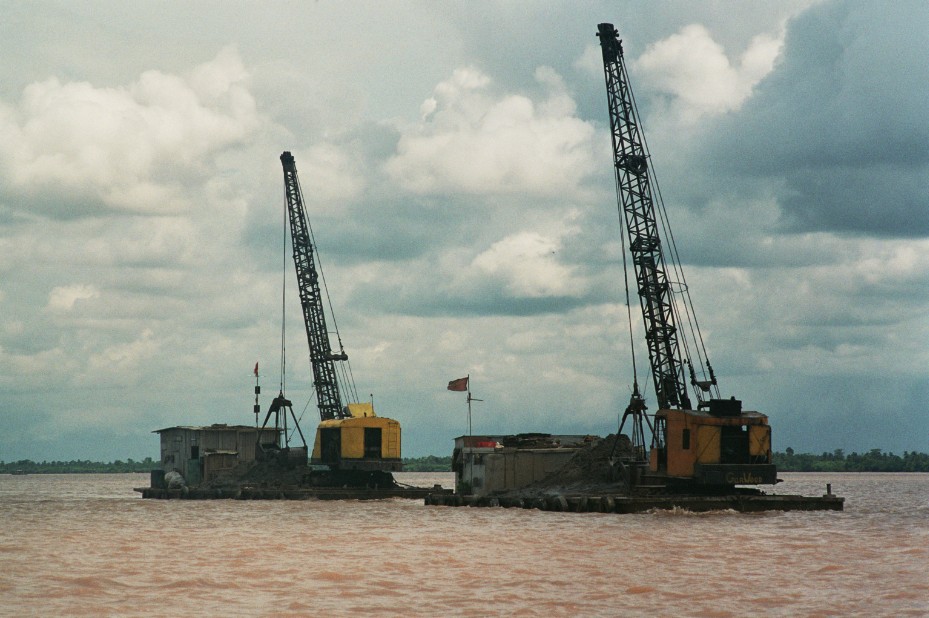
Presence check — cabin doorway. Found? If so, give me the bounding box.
[364,428,382,459]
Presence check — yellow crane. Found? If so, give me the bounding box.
[256,152,402,487]
[597,23,775,492]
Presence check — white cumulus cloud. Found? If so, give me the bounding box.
[0,47,261,216]
[84,328,160,381]
[472,231,585,298]
[385,66,596,197]
[287,143,366,208]
[634,24,783,123]
[47,284,100,311]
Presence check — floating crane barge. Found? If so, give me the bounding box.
[427,22,843,514]
[138,152,452,501]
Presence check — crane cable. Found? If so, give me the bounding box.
[280,183,320,443]
[616,186,640,397]
[625,70,718,404]
[293,176,361,406]
[279,186,288,396]
[303,217,360,404]
[289,388,315,444]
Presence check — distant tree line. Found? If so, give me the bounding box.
[400,455,453,472]
[0,456,454,474]
[4,451,928,474]
[774,448,929,472]
[0,458,157,474]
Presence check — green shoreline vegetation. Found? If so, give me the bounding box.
[0,456,455,474]
[773,448,929,472]
[2,450,929,474]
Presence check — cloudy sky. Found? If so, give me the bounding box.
[1,1,926,463]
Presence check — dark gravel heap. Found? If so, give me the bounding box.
[204,459,308,489]
[495,433,635,500]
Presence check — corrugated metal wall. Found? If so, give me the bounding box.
[159,426,280,486]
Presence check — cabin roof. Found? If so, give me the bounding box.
[153,424,280,434]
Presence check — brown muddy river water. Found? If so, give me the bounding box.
[1,472,927,616]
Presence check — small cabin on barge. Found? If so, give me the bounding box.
[155,424,281,487]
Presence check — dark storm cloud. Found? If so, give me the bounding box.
[702,0,929,237]
[351,278,592,318]
[0,183,122,221]
[243,196,441,270]
[320,194,477,264]
[750,372,929,454]
[785,165,926,234]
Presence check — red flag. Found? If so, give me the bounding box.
[447,376,468,392]
[254,362,259,377]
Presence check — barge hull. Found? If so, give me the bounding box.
[424,492,844,513]
[136,486,451,500]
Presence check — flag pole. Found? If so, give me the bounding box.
[465,375,485,496]
[466,374,472,492]
[446,374,479,495]
[253,362,261,428]
[466,374,472,439]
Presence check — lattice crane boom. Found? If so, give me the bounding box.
[595,23,776,489]
[280,151,348,421]
[597,23,695,411]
